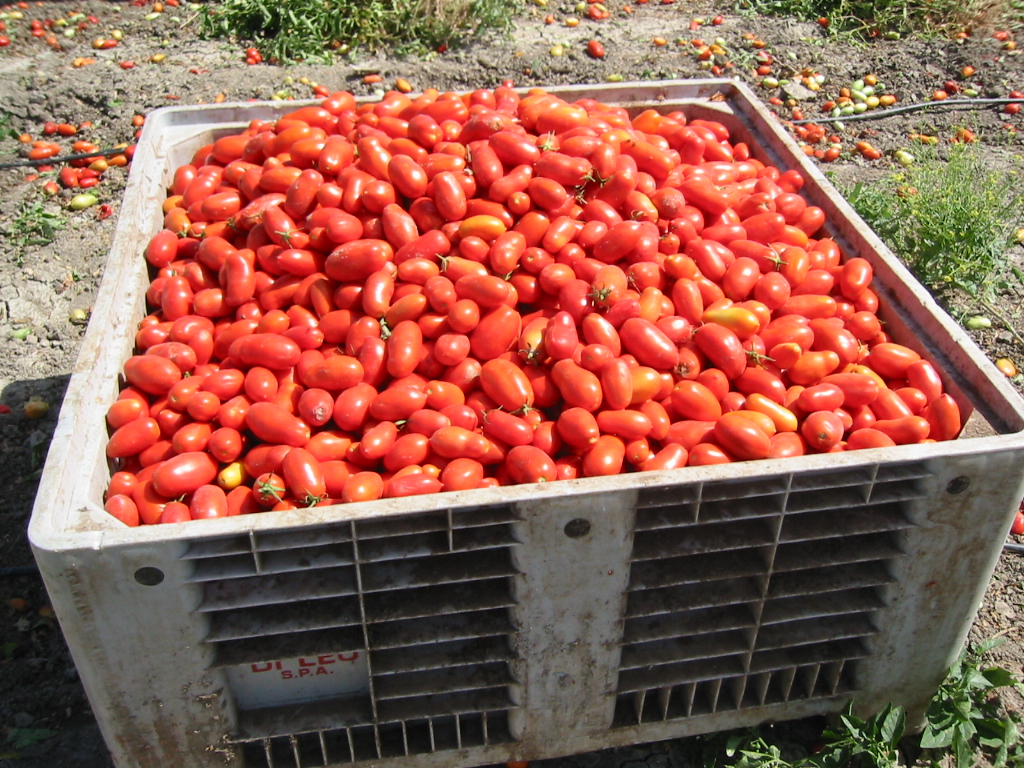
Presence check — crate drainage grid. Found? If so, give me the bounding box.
[181,505,521,766]
[613,462,925,726]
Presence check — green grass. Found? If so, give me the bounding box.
[734,0,1023,38]
[198,0,517,63]
[841,144,1024,301]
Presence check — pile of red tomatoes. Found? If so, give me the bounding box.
[102,85,963,526]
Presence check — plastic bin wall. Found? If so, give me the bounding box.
[28,80,1024,768]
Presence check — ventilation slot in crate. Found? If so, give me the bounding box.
[613,463,926,727]
[238,711,513,768]
[184,506,521,761]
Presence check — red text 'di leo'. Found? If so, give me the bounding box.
[227,650,370,708]
[250,652,361,679]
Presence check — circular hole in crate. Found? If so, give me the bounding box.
[946,476,971,495]
[134,567,165,586]
[563,519,592,538]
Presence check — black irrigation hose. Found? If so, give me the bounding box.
[0,145,135,171]
[789,97,1024,125]
[1004,542,1024,554]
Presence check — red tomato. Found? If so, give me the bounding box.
[386,473,443,498]
[246,401,311,446]
[596,410,652,441]
[557,408,600,449]
[688,443,733,466]
[359,421,400,462]
[507,445,557,484]
[107,398,148,429]
[386,320,424,378]
[735,368,786,404]
[369,387,429,422]
[107,417,161,458]
[795,383,845,413]
[172,422,213,454]
[601,359,634,410]
[441,458,485,491]
[470,305,521,361]
[552,360,603,412]
[108,471,139,499]
[800,411,845,452]
[105,494,141,526]
[619,318,678,369]
[923,393,961,441]
[641,444,689,471]
[839,258,873,300]
[873,415,931,445]
[208,427,244,463]
[483,409,535,446]
[342,471,385,503]
[190,484,229,520]
[430,426,489,459]
[130,481,169,525]
[846,428,897,450]
[788,350,840,386]
[865,343,921,379]
[152,452,219,497]
[906,360,943,404]
[480,359,535,411]
[543,311,579,361]
[694,323,746,380]
[809,319,860,366]
[160,501,192,524]
[229,333,302,370]
[767,432,806,458]
[714,412,771,460]
[282,447,327,502]
[124,355,182,396]
[670,380,723,421]
[583,435,625,476]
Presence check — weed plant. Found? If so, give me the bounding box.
[199,0,516,63]
[842,145,1024,301]
[686,638,1024,768]
[1,200,63,266]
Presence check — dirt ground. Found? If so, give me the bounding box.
[2,1,1024,766]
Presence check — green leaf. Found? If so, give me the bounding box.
[953,731,975,768]
[926,706,958,731]
[983,667,1016,688]
[812,745,850,768]
[967,668,994,690]
[955,695,975,720]
[958,719,978,743]
[993,718,1018,768]
[880,705,906,746]
[975,636,1007,657]
[725,732,747,757]
[921,725,955,749]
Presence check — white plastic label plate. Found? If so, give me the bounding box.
[226,651,370,709]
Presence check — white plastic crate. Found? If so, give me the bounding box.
[28,79,1024,768]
